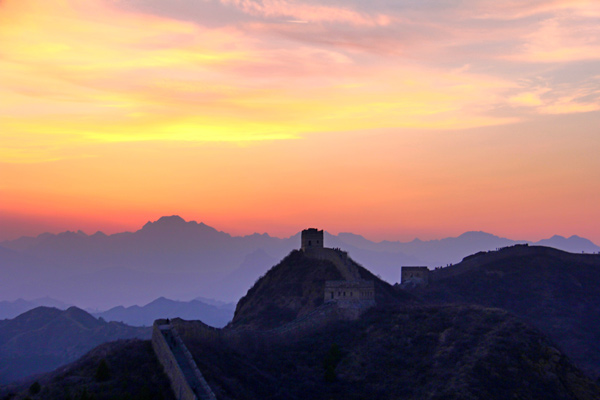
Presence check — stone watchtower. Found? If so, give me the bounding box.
[301,228,323,251]
[401,266,429,286]
[300,227,376,316]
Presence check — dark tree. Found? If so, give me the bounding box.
[323,343,342,382]
[95,359,110,382]
[28,382,41,395]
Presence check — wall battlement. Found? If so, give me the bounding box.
[324,280,375,307]
[304,247,361,281]
[173,300,367,349]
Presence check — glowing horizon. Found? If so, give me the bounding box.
[1,0,599,243]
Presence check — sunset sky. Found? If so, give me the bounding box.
[1,0,599,243]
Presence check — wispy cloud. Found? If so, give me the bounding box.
[470,0,600,20]
[507,79,600,115]
[506,17,600,63]
[1,0,525,164]
[1,0,599,164]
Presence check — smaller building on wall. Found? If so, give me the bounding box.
[324,280,375,305]
[401,266,429,286]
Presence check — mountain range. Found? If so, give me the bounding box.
[93,296,234,328]
[0,296,234,329]
[0,215,597,309]
[2,245,600,399]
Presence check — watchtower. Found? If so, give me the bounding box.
[301,228,324,251]
[401,266,429,285]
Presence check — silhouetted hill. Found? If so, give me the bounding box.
[178,305,600,400]
[410,245,600,378]
[0,307,149,384]
[230,250,413,330]
[94,297,234,328]
[0,297,71,320]
[0,339,174,400]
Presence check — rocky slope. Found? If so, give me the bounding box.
[0,339,173,400]
[409,245,600,378]
[176,247,600,399]
[180,305,600,400]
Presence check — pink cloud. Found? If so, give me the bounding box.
[506,16,600,63]
[219,0,391,26]
[468,0,600,20]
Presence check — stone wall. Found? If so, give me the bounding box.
[152,322,197,400]
[324,280,375,302]
[304,248,361,281]
[152,320,217,400]
[174,300,371,349]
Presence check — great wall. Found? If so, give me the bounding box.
[152,320,217,400]
[152,228,376,400]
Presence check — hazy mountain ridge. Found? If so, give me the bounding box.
[0,306,149,384]
[94,296,234,328]
[1,216,597,308]
[0,297,71,320]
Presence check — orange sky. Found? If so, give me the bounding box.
[1,0,599,243]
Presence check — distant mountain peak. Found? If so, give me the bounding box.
[57,230,88,238]
[337,232,367,239]
[144,215,186,227]
[535,235,599,253]
[458,231,499,238]
[149,296,172,305]
[140,216,224,236]
[246,232,271,238]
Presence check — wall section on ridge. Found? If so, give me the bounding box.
[152,320,217,400]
